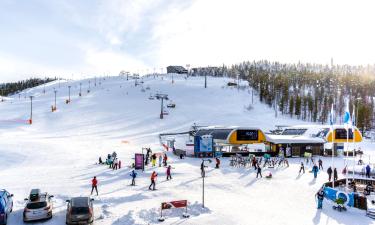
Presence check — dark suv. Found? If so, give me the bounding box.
[0,190,13,225]
[66,197,94,224]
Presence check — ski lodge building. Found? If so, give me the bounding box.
[162,125,363,158]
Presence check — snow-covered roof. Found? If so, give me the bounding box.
[266,134,325,144]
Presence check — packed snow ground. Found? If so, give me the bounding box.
[0,75,374,225]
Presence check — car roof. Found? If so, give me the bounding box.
[71,197,89,207]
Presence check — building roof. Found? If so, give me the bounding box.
[266,134,325,144]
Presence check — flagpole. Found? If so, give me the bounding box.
[330,104,335,188]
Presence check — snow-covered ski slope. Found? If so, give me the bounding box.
[0,75,373,225]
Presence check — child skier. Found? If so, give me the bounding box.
[166,165,172,180]
[256,165,262,178]
[130,170,137,186]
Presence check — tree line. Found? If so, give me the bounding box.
[192,61,375,132]
[0,77,56,97]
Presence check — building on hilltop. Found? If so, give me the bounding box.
[166,66,188,74]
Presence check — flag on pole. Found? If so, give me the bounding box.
[344,101,352,129]
[352,104,356,127]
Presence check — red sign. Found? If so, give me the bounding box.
[161,200,187,209]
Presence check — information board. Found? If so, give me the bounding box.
[335,128,353,140]
[236,130,259,141]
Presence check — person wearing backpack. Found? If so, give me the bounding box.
[130,170,137,186]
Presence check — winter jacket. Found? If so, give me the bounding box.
[130,171,137,178]
[151,172,158,181]
[92,178,98,186]
[166,167,171,175]
[327,167,332,174]
[313,166,319,173]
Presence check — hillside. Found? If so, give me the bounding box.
[0,75,373,225]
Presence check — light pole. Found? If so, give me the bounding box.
[155,94,168,119]
[68,86,71,102]
[204,74,207,88]
[201,159,212,208]
[29,96,33,124]
[54,89,57,110]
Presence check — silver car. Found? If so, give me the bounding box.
[23,190,53,222]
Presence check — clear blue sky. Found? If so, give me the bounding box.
[1,0,375,82]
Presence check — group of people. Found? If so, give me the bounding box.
[98,151,121,170]
[145,148,168,167]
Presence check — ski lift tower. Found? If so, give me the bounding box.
[155,93,169,119]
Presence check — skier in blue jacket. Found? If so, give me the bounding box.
[312,164,319,179]
[130,170,137,186]
[366,165,371,178]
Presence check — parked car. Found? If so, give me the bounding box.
[23,189,54,222]
[66,197,94,225]
[0,189,13,225]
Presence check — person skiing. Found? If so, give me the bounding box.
[118,159,121,169]
[166,165,172,180]
[215,157,221,169]
[163,154,168,167]
[333,168,338,181]
[91,176,98,196]
[318,158,323,170]
[366,164,371,178]
[151,154,157,167]
[316,187,325,209]
[299,162,305,174]
[256,165,262,178]
[158,155,162,167]
[98,157,103,164]
[327,167,333,182]
[252,157,257,170]
[130,170,137,186]
[149,171,158,190]
[312,164,319,179]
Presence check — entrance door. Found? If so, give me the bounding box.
[292,146,301,157]
[312,146,321,156]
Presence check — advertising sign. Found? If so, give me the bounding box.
[135,153,144,170]
[161,200,187,209]
[199,135,213,152]
[335,128,353,140]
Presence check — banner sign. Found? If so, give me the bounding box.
[161,200,187,210]
[135,153,144,170]
[323,187,354,207]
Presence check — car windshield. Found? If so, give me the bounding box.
[27,201,47,209]
[72,207,89,214]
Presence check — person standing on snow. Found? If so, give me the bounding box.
[256,165,262,178]
[166,165,172,180]
[312,164,319,178]
[333,168,338,181]
[130,170,137,186]
[98,157,103,164]
[151,154,157,167]
[366,164,371,178]
[112,151,117,159]
[149,171,158,190]
[118,159,121,169]
[158,155,162,167]
[113,158,119,170]
[318,159,323,170]
[91,176,99,196]
[299,162,305,174]
[327,167,333,182]
[316,187,325,209]
[215,158,221,169]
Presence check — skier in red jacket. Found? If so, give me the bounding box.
[91,176,98,195]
